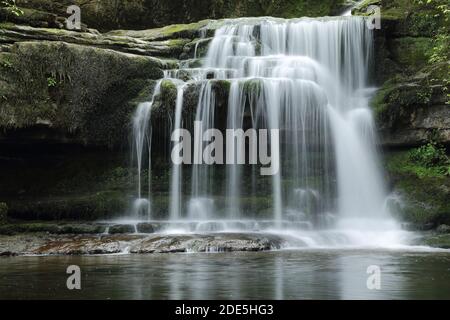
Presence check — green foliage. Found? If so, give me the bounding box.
[429,33,450,64]
[386,150,450,228]
[46,76,57,87]
[409,141,450,176]
[413,0,450,104]
[409,141,449,173]
[1,0,24,17]
[388,151,446,178]
[0,57,12,69]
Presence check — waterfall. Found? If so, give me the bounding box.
[169,84,185,221]
[131,80,163,220]
[131,16,394,233]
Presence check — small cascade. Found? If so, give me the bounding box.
[169,83,186,221]
[131,80,162,220]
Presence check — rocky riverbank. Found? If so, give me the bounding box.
[1,225,449,256]
[0,231,287,256]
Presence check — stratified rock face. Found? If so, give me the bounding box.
[10,0,346,31]
[373,72,450,147]
[0,19,216,147]
[0,38,173,146]
[356,0,450,146]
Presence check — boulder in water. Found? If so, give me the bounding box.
[109,224,135,234]
[437,224,450,234]
[136,223,156,234]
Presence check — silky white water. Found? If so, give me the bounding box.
[130,16,411,248]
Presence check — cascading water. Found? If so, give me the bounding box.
[130,16,411,247]
[131,80,162,220]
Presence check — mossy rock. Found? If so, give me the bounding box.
[0,222,106,235]
[371,65,450,147]
[151,79,179,120]
[0,41,167,147]
[180,37,213,60]
[384,151,450,228]
[7,191,129,221]
[437,224,450,234]
[15,0,346,31]
[136,222,155,233]
[388,37,433,72]
[423,234,450,249]
[0,202,8,224]
[109,224,135,234]
[0,6,61,28]
[354,0,442,37]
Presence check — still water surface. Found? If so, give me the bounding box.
[1,250,449,299]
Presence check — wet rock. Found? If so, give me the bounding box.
[0,40,170,147]
[0,203,8,225]
[136,223,155,234]
[437,224,450,234]
[422,233,450,249]
[57,224,106,234]
[129,233,287,253]
[108,224,136,234]
[0,222,106,235]
[0,251,17,256]
[31,235,140,255]
[0,232,289,255]
[0,234,51,255]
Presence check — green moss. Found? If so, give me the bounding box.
[371,78,435,130]
[0,41,165,146]
[243,78,263,94]
[423,234,450,248]
[385,151,450,227]
[389,37,433,70]
[159,21,208,38]
[158,79,178,110]
[387,152,448,179]
[212,80,231,94]
[408,142,449,172]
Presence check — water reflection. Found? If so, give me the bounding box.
[0,251,449,299]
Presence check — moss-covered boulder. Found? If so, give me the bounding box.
[0,6,63,28]
[423,233,450,249]
[371,63,449,146]
[136,222,155,234]
[109,224,135,234]
[437,224,450,234]
[0,41,170,146]
[385,151,450,229]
